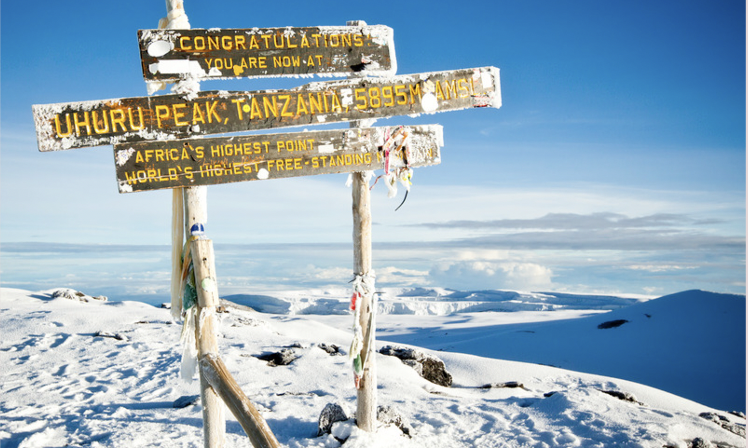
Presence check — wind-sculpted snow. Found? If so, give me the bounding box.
[1,287,744,447]
[223,287,646,316]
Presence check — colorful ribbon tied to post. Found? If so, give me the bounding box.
[349,270,376,389]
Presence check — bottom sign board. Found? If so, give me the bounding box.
[113,125,442,193]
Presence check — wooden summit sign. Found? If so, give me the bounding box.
[113,125,442,193]
[139,25,396,81]
[32,66,500,152]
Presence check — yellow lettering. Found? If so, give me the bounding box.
[207,36,219,50]
[192,102,206,124]
[206,101,221,123]
[443,80,458,100]
[409,83,422,104]
[179,36,191,50]
[368,87,381,108]
[296,94,308,116]
[382,86,394,107]
[395,85,408,105]
[435,81,445,100]
[128,107,144,130]
[249,35,260,49]
[173,104,188,126]
[309,93,325,114]
[250,97,263,119]
[279,94,293,117]
[330,92,343,112]
[73,111,92,135]
[235,35,246,50]
[124,171,138,184]
[91,110,109,134]
[355,88,367,110]
[263,96,278,118]
[231,98,246,120]
[457,79,469,98]
[110,109,127,132]
[54,114,73,138]
[155,105,170,128]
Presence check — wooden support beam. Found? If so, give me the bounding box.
[347,18,378,428]
[351,171,377,432]
[199,353,281,448]
[190,237,226,448]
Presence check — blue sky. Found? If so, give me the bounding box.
[1,0,745,300]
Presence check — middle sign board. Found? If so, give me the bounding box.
[32,66,500,152]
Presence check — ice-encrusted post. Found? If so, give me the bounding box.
[161,1,225,447]
[351,170,377,432]
[190,237,226,448]
[348,19,378,433]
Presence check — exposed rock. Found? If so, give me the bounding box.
[690,437,711,448]
[318,343,344,356]
[380,345,452,387]
[597,319,628,329]
[377,405,412,437]
[94,330,128,341]
[699,412,746,437]
[598,389,644,405]
[253,348,298,366]
[317,402,349,436]
[172,395,199,409]
[52,288,107,303]
[480,381,526,390]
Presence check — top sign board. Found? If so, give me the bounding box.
[139,25,396,81]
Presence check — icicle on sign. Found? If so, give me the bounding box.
[31,67,500,152]
[113,124,442,193]
[139,25,396,81]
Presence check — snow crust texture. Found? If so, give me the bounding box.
[0,287,745,447]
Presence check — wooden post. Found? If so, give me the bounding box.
[158,1,225,446]
[346,18,377,429]
[199,354,281,448]
[351,171,377,432]
[190,237,226,448]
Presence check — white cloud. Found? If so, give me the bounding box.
[429,260,554,291]
[375,266,430,286]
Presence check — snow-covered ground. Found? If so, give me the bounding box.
[1,287,745,447]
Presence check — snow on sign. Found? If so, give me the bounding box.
[113,125,442,193]
[32,66,500,152]
[138,25,396,81]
